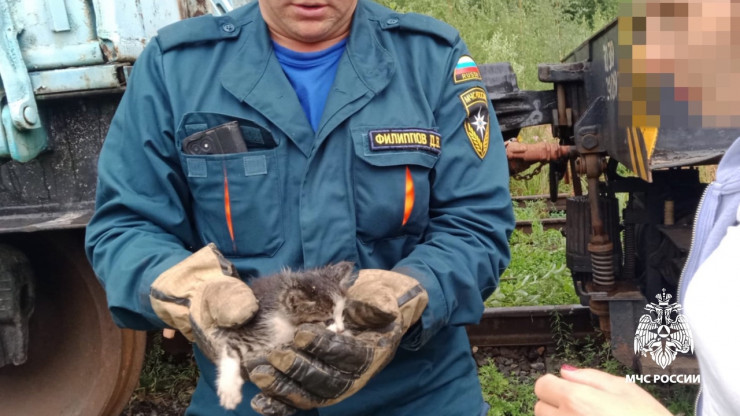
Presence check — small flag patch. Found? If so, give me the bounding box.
[454,55,482,84]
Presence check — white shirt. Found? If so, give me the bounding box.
[684,204,740,416]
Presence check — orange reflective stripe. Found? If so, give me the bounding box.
[403,166,415,226]
[223,165,235,245]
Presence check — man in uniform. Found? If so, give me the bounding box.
[85,0,514,415]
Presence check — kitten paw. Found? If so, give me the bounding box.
[218,384,243,410]
[217,350,244,410]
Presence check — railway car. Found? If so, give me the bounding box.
[491,18,740,370]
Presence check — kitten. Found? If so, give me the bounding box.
[201,261,355,410]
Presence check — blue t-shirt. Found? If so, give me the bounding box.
[273,39,347,132]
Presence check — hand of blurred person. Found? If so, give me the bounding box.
[534,365,673,416]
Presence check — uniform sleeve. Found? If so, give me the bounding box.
[84,38,197,330]
[393,38,514,350]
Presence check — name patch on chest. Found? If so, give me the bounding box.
[368,129,441,154]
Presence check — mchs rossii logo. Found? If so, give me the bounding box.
[627,289,699,384]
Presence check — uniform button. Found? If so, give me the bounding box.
[222,23,235,33]
[386,18,399,25]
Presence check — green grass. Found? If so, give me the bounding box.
[480,361,538,416]
[487,221,580,307]
[130,333,199,408]
[647,384,700,416]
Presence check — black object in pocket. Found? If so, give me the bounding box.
[182,121,248,155]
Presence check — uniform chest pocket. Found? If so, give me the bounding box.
[351,128,441,243]
[182,150,284,257]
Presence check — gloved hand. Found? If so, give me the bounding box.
[247,269,428,415]
[149,243,259,344]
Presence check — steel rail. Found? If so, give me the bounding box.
[514,217,567,234]
[466,304,596,347]
[511,194,569,212]
[512,194,569,234]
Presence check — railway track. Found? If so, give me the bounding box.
[512,194,569,234]
[466,304,596,347]
[512,193,569,211]
[514,218,567,234]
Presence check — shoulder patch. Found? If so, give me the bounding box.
[381,12,459,46]
[157,14,242,52]
[454,55,482,84]
[459,87,490,159]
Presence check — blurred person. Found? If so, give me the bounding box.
[622,0,740,128]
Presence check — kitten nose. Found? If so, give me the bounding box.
[326,319,345,334]
[334,320,345,334]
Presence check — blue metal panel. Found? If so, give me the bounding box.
[13,0,104,70]
[30,65,123,95]
[46,0,71,32]
[0,0,236,162]
[23,43,105,72]
[93,0,183,62]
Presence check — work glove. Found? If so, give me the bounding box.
[149,243,258,346]
[247,269,428,415]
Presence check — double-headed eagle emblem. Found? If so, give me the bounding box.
[634,289,694,369]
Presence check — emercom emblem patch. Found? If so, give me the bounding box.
[459,87,490,159]
[368,128,441,154]
[453,55,482,84]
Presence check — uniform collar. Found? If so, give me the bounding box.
[344,0,395,95]
[219,4,275,105]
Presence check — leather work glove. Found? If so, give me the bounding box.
[149,243,258,344]
[247,269,428,415]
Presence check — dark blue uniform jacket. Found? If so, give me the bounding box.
[85,1,514,414]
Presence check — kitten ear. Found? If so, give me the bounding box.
[331,261,354,275]
[331,261,357,288]
[284,287,315,314]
